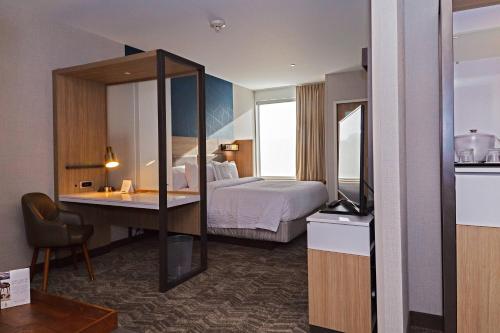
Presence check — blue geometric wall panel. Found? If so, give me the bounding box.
[171,75,198,137]
[171,74,233,139]
[205,75,233,139]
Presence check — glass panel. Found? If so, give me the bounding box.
[258,101,296,178]
[167,71,202,284]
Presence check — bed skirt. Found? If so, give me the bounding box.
[207,207,322,243]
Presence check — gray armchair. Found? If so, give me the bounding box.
[21,193,95,292]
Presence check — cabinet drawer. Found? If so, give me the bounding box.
[307,221,371,256]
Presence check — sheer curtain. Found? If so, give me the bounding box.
[296,83,325,181]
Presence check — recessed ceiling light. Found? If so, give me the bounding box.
[124,72,131,75]
[290,64,296,68]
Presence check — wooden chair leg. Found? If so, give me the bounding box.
[42,248,51,292]
[30,247,39,281]
[81,242,95,281]
[71,247,78,270]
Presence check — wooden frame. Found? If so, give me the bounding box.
[53,49,207,292]
[453,0,500,11]
[440,1,457,332]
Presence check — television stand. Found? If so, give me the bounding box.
[321,199,363,216]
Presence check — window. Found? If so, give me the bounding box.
[256,100,296,178]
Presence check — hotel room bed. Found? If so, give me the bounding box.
[206,177,328,243]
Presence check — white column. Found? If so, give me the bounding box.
[371,0,409,331]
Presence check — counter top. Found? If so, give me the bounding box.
[455,166,500,174]
[306,211,373,227]
[59,191,199,210]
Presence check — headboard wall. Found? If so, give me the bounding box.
[172,136,254,177]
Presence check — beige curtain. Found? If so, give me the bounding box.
[296,83,325,181]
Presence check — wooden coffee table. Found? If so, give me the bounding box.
[0,289,117,332]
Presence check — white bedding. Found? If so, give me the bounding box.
[208,177,328,232]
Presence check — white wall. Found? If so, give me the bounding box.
[324,70,368,201]
[0,3,123,271]
[372,0,409,330]
[107,80,173,191]
[254,85,296,102]
[404,0,442,316]
[455,57,500,138]
[232,84,255,140]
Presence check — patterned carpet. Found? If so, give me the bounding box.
[32,236,440,333]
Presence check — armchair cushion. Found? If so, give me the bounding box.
[67,224,94,246]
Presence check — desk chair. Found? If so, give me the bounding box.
[21,193,95,292]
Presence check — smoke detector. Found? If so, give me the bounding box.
[210,19,226,32]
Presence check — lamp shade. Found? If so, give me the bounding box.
[104,146,119,168]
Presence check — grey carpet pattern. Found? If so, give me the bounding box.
[32,236,439,333]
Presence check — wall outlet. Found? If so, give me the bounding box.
[79,181,93,188]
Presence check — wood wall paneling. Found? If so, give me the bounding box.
[224,140,254,177]
[308,249,372,333]
[453,0,500,11]
[54,74,107,195]
[54,50,198,85]
[457,225,500,333]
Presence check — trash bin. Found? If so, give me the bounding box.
[167,235,193,279]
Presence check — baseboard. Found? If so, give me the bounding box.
[309,325,342,333]
[32,231,156,275]
[410,311,444,331]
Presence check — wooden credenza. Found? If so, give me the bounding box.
[307,212,376,333]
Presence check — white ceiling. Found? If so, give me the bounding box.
[8,0,369,90]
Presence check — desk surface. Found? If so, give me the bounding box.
[59,191,199,210]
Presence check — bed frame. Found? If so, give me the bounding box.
[207,207,323,243]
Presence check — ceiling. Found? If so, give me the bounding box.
[8,0,369,90]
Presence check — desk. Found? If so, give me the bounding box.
[58,192,201,244]
[59,191,200,210]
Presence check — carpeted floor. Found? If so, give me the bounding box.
[32,236,440,333]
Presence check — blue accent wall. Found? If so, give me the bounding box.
[171,74,233,139]
[171,75,198,137]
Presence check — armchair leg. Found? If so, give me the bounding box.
[81,242,95,281]
[30,247,39,281]
[42,248,51,292]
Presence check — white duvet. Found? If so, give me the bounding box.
[207,177,329,232]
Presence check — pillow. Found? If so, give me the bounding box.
[184,163,199,189]
[185,163,217,189]
[212,161,233,181]
[227,161,239,179]
[172,165,188,190]
[206,163,216,182]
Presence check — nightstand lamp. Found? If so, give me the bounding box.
[99,146,120,192]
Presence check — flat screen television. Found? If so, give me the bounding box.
[322,104,373,216]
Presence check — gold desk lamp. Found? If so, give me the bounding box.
[99,146,119,192]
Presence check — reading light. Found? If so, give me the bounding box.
[105,146,119,168]
[99,146,119,192]
[221,143,239,151]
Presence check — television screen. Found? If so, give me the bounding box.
[338,105,364,211]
